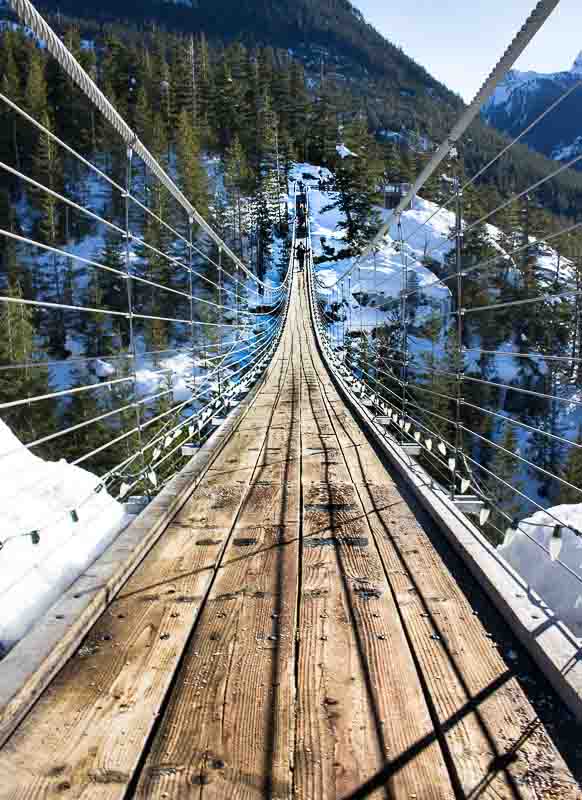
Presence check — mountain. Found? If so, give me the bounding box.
[482,53,582,168]
[5,0,582,219]
[31,0,458,104]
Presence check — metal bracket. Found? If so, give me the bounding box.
[182,444,201,456]
[453,496,485,515]
[123,496,149,515]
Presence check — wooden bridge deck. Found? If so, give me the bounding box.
[0,275,580,799]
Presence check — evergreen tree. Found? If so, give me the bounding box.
[60,367,114,473]
[0,34,22,170]
[176,110,208,217]
[224,135,251,255]
[327,117,382,256]
[0,276,54,445]
[484,424,522,543]
[24,49,48,123]
[559,429,582,505]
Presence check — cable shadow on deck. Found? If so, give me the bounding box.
[330,393,582,794]
[304,333,560,799]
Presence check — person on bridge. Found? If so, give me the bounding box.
[296,242,307,272]
[297,201,306,227]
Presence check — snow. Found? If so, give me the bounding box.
[136,352,195,404]
[336,144,357,159]
[551,136,582,164]
[0,419,129,652]
[299,158,582,635]
[483,54,582,118]
[571,52,582,77]
[499,503,582,637]
[91,359,116,378]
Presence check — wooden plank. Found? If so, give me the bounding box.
[0,359,273,753]
[294,302,454,800]
[311,307,582,799]
[1,269,580,800]
[362,480,582,800]
[135,288,302,799]
[0,307,296,799]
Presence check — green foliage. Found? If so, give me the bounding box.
[0,276,55,445]
[559,429,582,505]
[325,118,383,256]
[485,423,523,543]
[176,109,208,218]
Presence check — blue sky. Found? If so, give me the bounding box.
[354,0,581,101]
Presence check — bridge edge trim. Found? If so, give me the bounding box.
[306,264,582,724]
[0,356,279,749]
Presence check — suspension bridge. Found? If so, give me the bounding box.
[0,0,582,797]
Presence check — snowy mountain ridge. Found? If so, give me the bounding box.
[483,52,582,112]
[482,52,582,168]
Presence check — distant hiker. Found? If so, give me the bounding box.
[296,242,306,271]
[296,194,307,226]
[298,180,305,193]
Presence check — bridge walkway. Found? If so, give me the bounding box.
[0,274,580,799]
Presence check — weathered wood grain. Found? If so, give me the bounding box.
[294,300,453,800]
[135,282,303,800]
[0,315,296,800]
[0,271,580,800]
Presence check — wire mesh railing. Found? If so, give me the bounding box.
[308,3,582,637]
[0,1,292,550]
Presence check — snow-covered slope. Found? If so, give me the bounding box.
[302,160,582,634]
[499,504,582,636]
[0,420,129,652]
[483,52,582,113]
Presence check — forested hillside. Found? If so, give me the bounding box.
[2,3,582,498]
[9,0,582,221]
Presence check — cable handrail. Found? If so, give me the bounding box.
[7,0,291,294]
[398,78,582,251]
[321,0,560,290]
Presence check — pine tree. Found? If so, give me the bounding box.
[60,367,114,474]
[0,276,54,445]
[171,37,198,131]
[526,365,564,500]
[195,33,212,148]
[0,276,34,364]
[0,34,22,170]
[176,110,208,217]
[24,49,48,123]
[31,112,67,356]
[83,267,111,357]
[327,117,383,256]
[224,135,251,255]
[309,88,338,166]
[133,85,153,148]
[485,424,522,543]
[383,143,404,185]
[559,429,582,505]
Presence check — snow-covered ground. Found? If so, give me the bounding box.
[298,160,582,636]
[0,420,129,652]
[499,504,582,636]
[0,154,289,653]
